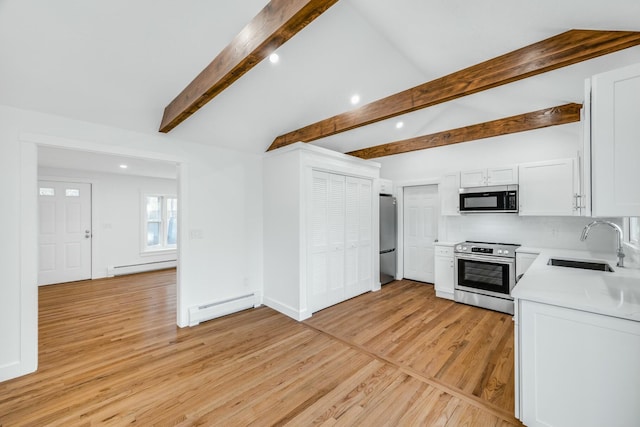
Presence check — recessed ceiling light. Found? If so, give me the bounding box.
[350,94,360,105]
[396,121,404,129]
[269,53,279,64]
[119,164,128,169]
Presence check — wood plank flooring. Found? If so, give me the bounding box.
[0,271,523,426]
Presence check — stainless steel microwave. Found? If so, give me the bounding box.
[459,185,518,213]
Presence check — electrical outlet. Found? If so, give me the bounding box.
[189,229,204,239]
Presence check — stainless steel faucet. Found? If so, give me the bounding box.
[580,220,625,267]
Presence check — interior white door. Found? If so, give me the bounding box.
[309,171,346,312]
[326,173,346,306]
[345,176,372,299]
[38,181,92,285]
[403,185,438,283]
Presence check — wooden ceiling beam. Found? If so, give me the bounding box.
[159,0,339,133]
[269,29,640,151]
[346,103,582,159]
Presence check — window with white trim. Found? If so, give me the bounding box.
[629,217,640,245]
[144,195,177,251]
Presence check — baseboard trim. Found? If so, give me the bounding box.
[263,296,310,321]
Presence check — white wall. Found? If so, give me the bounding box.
[0,104,263,382]
[38,167,178,279]
[380,123,582,183]
[379,123,621,251]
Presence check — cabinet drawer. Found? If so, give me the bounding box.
[435,246,453,257]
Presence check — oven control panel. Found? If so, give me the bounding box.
[472,247,493,254]
[454,241,519,258]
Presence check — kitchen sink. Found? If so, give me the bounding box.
[547,258,614,272]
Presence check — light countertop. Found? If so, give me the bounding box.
[434,241,458,246]
[512,247,640,322]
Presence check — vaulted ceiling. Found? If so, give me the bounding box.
[1,0,639,157]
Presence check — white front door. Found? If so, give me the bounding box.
[403,185,438,283]
[38,181,92,285]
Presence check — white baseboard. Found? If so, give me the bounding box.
[107,260,177,277]
[263,296,310,321]
[435,289,454,300]
[188,293,259,327]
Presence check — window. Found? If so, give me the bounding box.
[144,195,177,251]
[39,187,55,196]
[629,217,640,245]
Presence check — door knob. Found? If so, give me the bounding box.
[85,230,91,238]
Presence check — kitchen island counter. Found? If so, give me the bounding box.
[512,247,640,322]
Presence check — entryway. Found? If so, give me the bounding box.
[38,180,92,285]
[403,185,438,283]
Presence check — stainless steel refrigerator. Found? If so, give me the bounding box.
[379,194,397,285]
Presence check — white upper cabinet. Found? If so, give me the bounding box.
[460,165,518,188]
[460,169,486,187]
[587,62,640,217]
[440,172,460,216]
[378,178,393,195]
[519,158,581,216]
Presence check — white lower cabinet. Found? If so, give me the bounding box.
[434,244,454,300]
[517,300,640,426]
[518,158,581,216]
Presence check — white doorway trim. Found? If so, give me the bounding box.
[394,178,441,281]
[17,132,187,379]
[19,133,189,320]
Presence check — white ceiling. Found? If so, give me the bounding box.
[1,0,639,157]
[38,146,177,179]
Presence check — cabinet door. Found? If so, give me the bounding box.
[440,172,460,215]
[591,62,640,216]
[519,158,578,216]
[519,301,640,427]
[487,165,518,185]
[345,176,372,299]
[434,251,454,300]
[460,169,486,187]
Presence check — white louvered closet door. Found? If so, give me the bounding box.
[310,171,372,313]
[309,171,345,312]
[345,176,372,299]
[326,173,346,306]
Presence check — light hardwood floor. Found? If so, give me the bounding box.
[0,271,523,426]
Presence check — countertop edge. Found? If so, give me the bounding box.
[513,247,640,322]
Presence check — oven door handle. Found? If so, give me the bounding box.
[455,254,515,264]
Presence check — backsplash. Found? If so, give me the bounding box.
[440,215,623,252]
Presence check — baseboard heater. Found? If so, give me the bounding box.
[188,293,258,327]
[108,260,177,277]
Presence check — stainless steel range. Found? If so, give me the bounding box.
[453,241,520,315]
